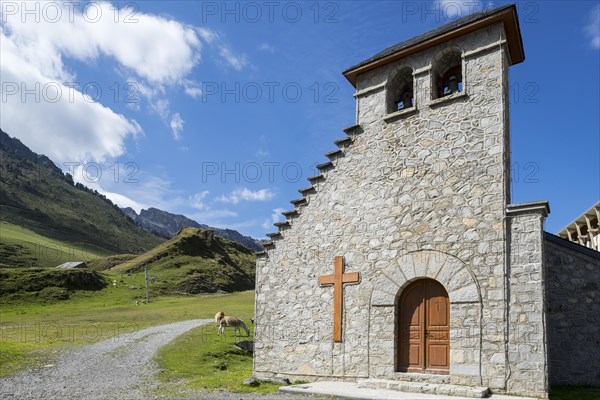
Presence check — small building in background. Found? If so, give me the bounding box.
[558,201,600,251]
[55,261,87,269]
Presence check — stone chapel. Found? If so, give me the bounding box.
[253,4,600,398]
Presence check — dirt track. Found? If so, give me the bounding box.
[0,320,211,400]
[0,319,314,400]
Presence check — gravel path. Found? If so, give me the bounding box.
[0,319,212,400]
[0,319,313,400]
[171,396,315,400]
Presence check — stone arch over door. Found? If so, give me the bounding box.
[368,250,483,383]
[371,250,480,305]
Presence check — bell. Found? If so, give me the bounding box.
[447,75,459,94]
[401,90,413,109]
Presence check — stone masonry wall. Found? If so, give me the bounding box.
[506,206,549,398]
[254,22,523,394]
[545,234,600,386]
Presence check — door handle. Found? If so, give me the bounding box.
[425,330,429,337]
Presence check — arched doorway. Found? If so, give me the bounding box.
[397,279,450,374]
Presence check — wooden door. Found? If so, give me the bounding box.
[398,279,449,374]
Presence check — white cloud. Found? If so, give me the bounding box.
[258,43,275,53]
[217,188,275,204]
[198,209,238,219]
[261,208,285,230]
[0,2,207,160]
[186,191,237,226]
[143,95,186,140]
[218,44,248,71]
[194,28,248,71]
[1,2,249,153]
[196,27,218,44]
[255,148,269,158]
[188,209,239,228]
[223,219,263,230]
[0,28,142,162]
[170,113,184,141]
[190,191,210,210]
[254,134,270,158]
[183,80,202,98]
[584,4,600,49]
[2,2,202,85]
[78,170,238,227]
[66,164,183,214]
[148,97,170,120]
[96,189,146,213]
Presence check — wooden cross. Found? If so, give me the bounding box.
[319,256,360,342]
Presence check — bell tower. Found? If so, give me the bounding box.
[342,4,547,398]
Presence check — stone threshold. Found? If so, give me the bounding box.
[387,372,451,384]
[358,378,489,398]
[280,381,542,400]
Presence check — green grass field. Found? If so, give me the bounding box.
[0,270,255,382]
[155,293,287,396]
[0,275,279,395]
[0,221,264,394]
[155,323,282,396]
[1,279,599,397]
[0,221,103,268]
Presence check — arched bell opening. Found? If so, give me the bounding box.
[387,67,415,113]
[432,48,463,99]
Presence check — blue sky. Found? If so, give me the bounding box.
[1,0,598,239]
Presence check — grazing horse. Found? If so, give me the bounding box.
[216,313,250,336]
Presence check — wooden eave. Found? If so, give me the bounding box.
[343,6,524,87]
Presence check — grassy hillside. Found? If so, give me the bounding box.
[0,129,164,255]
[0,222,103,268]
[0,273,255,380]
[0,225,255,304]
[87,253,137,271]
[107,227,256,294]
[0,267,107,302]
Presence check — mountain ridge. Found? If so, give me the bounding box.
[121,207,263,252]
[0,128,164,257]
[105,227,256,294]
[0,128,262,262]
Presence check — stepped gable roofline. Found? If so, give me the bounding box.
[342,4,524,87]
